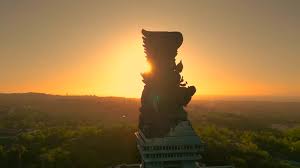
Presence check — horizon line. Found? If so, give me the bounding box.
[1,92,300,102]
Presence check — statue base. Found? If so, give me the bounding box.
[135,121,203,168]
[110,121,233,168]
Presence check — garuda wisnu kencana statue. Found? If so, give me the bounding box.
[139,29,196,138]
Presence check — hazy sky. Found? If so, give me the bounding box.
[0,0,299,97]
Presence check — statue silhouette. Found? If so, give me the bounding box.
[139,29,196,138]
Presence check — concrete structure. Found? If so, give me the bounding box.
[136,121,203,168]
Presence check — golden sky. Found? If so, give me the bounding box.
[0,0,299,98]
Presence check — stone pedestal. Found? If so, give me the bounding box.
[135,121,203,168]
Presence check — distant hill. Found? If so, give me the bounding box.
[0,92,299,129]
[193,95,300,102]
[0,92,140,126]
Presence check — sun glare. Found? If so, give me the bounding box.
[144,61,152,73]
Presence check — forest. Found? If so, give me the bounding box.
[0,93,299,168]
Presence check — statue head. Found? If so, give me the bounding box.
[142,29,183,59]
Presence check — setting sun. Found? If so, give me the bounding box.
[0,1,299,98]
[144,61,152,73]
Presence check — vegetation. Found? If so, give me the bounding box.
[0,93,299,168]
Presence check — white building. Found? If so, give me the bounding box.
[136,121,203,168]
